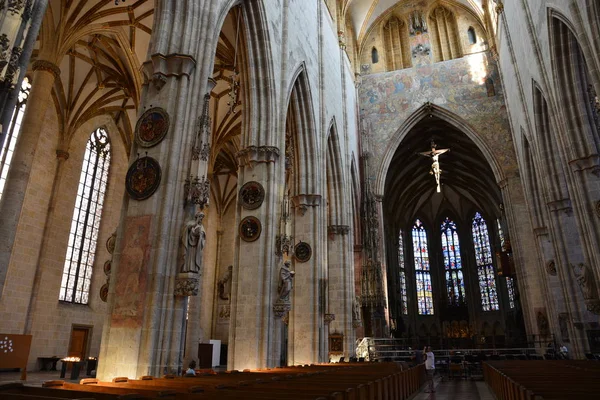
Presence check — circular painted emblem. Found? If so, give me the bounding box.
[106,232,116,254]
[239,216,262,242]
[100,283,109,302]
[294,241,312,263]
[125,156,162,200]
[134,107,170,148]
[239,181,265,210]
[103,260,112,276]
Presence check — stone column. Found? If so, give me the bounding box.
[0,59,59,294]
[229,148,280,370]
[289,194,322,365]
[327,225,354,358]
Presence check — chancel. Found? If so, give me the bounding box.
[0,1,599,399]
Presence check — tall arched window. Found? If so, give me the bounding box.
[59,128,111,304]
[398,230,408,314]
[472,212,499,311]
[412,219,433,315]
[441,217,466,306]
[371,47,379,64]
[0,77,31,200]
[497,219,515,309]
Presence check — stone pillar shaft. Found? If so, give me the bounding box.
[0,62,57,294]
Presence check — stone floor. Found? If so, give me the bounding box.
[414,377,496,400]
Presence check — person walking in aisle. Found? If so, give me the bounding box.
[424,346,436,393]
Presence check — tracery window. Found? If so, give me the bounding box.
[506,277,516,309]
[472,212,499,311]
[398,231,408,314]
[0,77,31,200]
[441,217,466,306]
[412,219,434,315]
[497,219,516,309]
[59,128,111,304]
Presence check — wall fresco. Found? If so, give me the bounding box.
[359,52,518,183]
[111,215,152,328]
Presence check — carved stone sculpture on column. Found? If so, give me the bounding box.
[217,265,233,301]
[181,212,206,274]
[278,261,295,303]
[572,263,600,314]
[274,261,295,318]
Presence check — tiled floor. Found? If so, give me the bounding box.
[413,378,496,400]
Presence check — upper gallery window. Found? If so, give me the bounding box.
[472,212,499,311]
[0,77,31,200]
[412,219,434,315]
[59,128,111,304]
[441,217,466,306]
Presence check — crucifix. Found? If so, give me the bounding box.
[419,140,450,193]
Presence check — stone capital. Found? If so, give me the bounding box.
[142,53,197,88]
[547,198,572,215]
[568,154,600,177]
[291,194,321,216]
[236,145,280,167]
[533,226,548,237]
[328,225,350,236]
[32,60,61,79]
[55,149,70,160]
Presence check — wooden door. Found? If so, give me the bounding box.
[68,327,89,359]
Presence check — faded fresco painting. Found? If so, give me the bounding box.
[111,215,152,328]
[359,52,517,180]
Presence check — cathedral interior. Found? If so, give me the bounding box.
[0,0,599,383]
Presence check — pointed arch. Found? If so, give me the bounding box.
[521,130,549,229]
[375,103,505,197]
[548,9,600,157]
[285,66,319,196]
[532,82,569,201]
[326,119,345,226]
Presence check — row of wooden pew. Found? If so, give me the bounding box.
[483,360,600,400]
[1,362,426,400]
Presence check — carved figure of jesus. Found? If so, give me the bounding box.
[419,141,450,193]
[278,261,295,302]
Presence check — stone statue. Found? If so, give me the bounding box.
[181,212,206,273]
[419,140,450,193]
[277,261,295,302]
[572,263,597,301]
[536,310,549,336]
[217,265,233,300]
[353,299,361,322]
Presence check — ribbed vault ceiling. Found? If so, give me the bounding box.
[383,116,501,227]
[345,0,485,44]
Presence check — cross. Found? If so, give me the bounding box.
[419,140,450,193]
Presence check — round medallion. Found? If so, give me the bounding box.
[239,181,265,210]
[125,156,162,200]
[103,260,112,276]
[100,283,109,302]
[294,241,312,263]
[106,232,116,254]
[134,107,170,147]
[239,216,262,242]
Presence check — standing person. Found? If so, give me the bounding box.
[424,346,436,393]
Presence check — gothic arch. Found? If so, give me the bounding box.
[548,9,600,157]
[326,120,345,227]
[375,104,505,198]
[285,67,319,196]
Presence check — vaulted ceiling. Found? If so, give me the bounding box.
[344,0,485,44]
[35,0,154,152]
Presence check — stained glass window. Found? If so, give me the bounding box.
[398,231,408,314]
[472,212,499,311]
[59,128,111,304]
[441,217,466,306]
[506,277,516,309]
[0,77,31,200]
[412,219,434,315]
